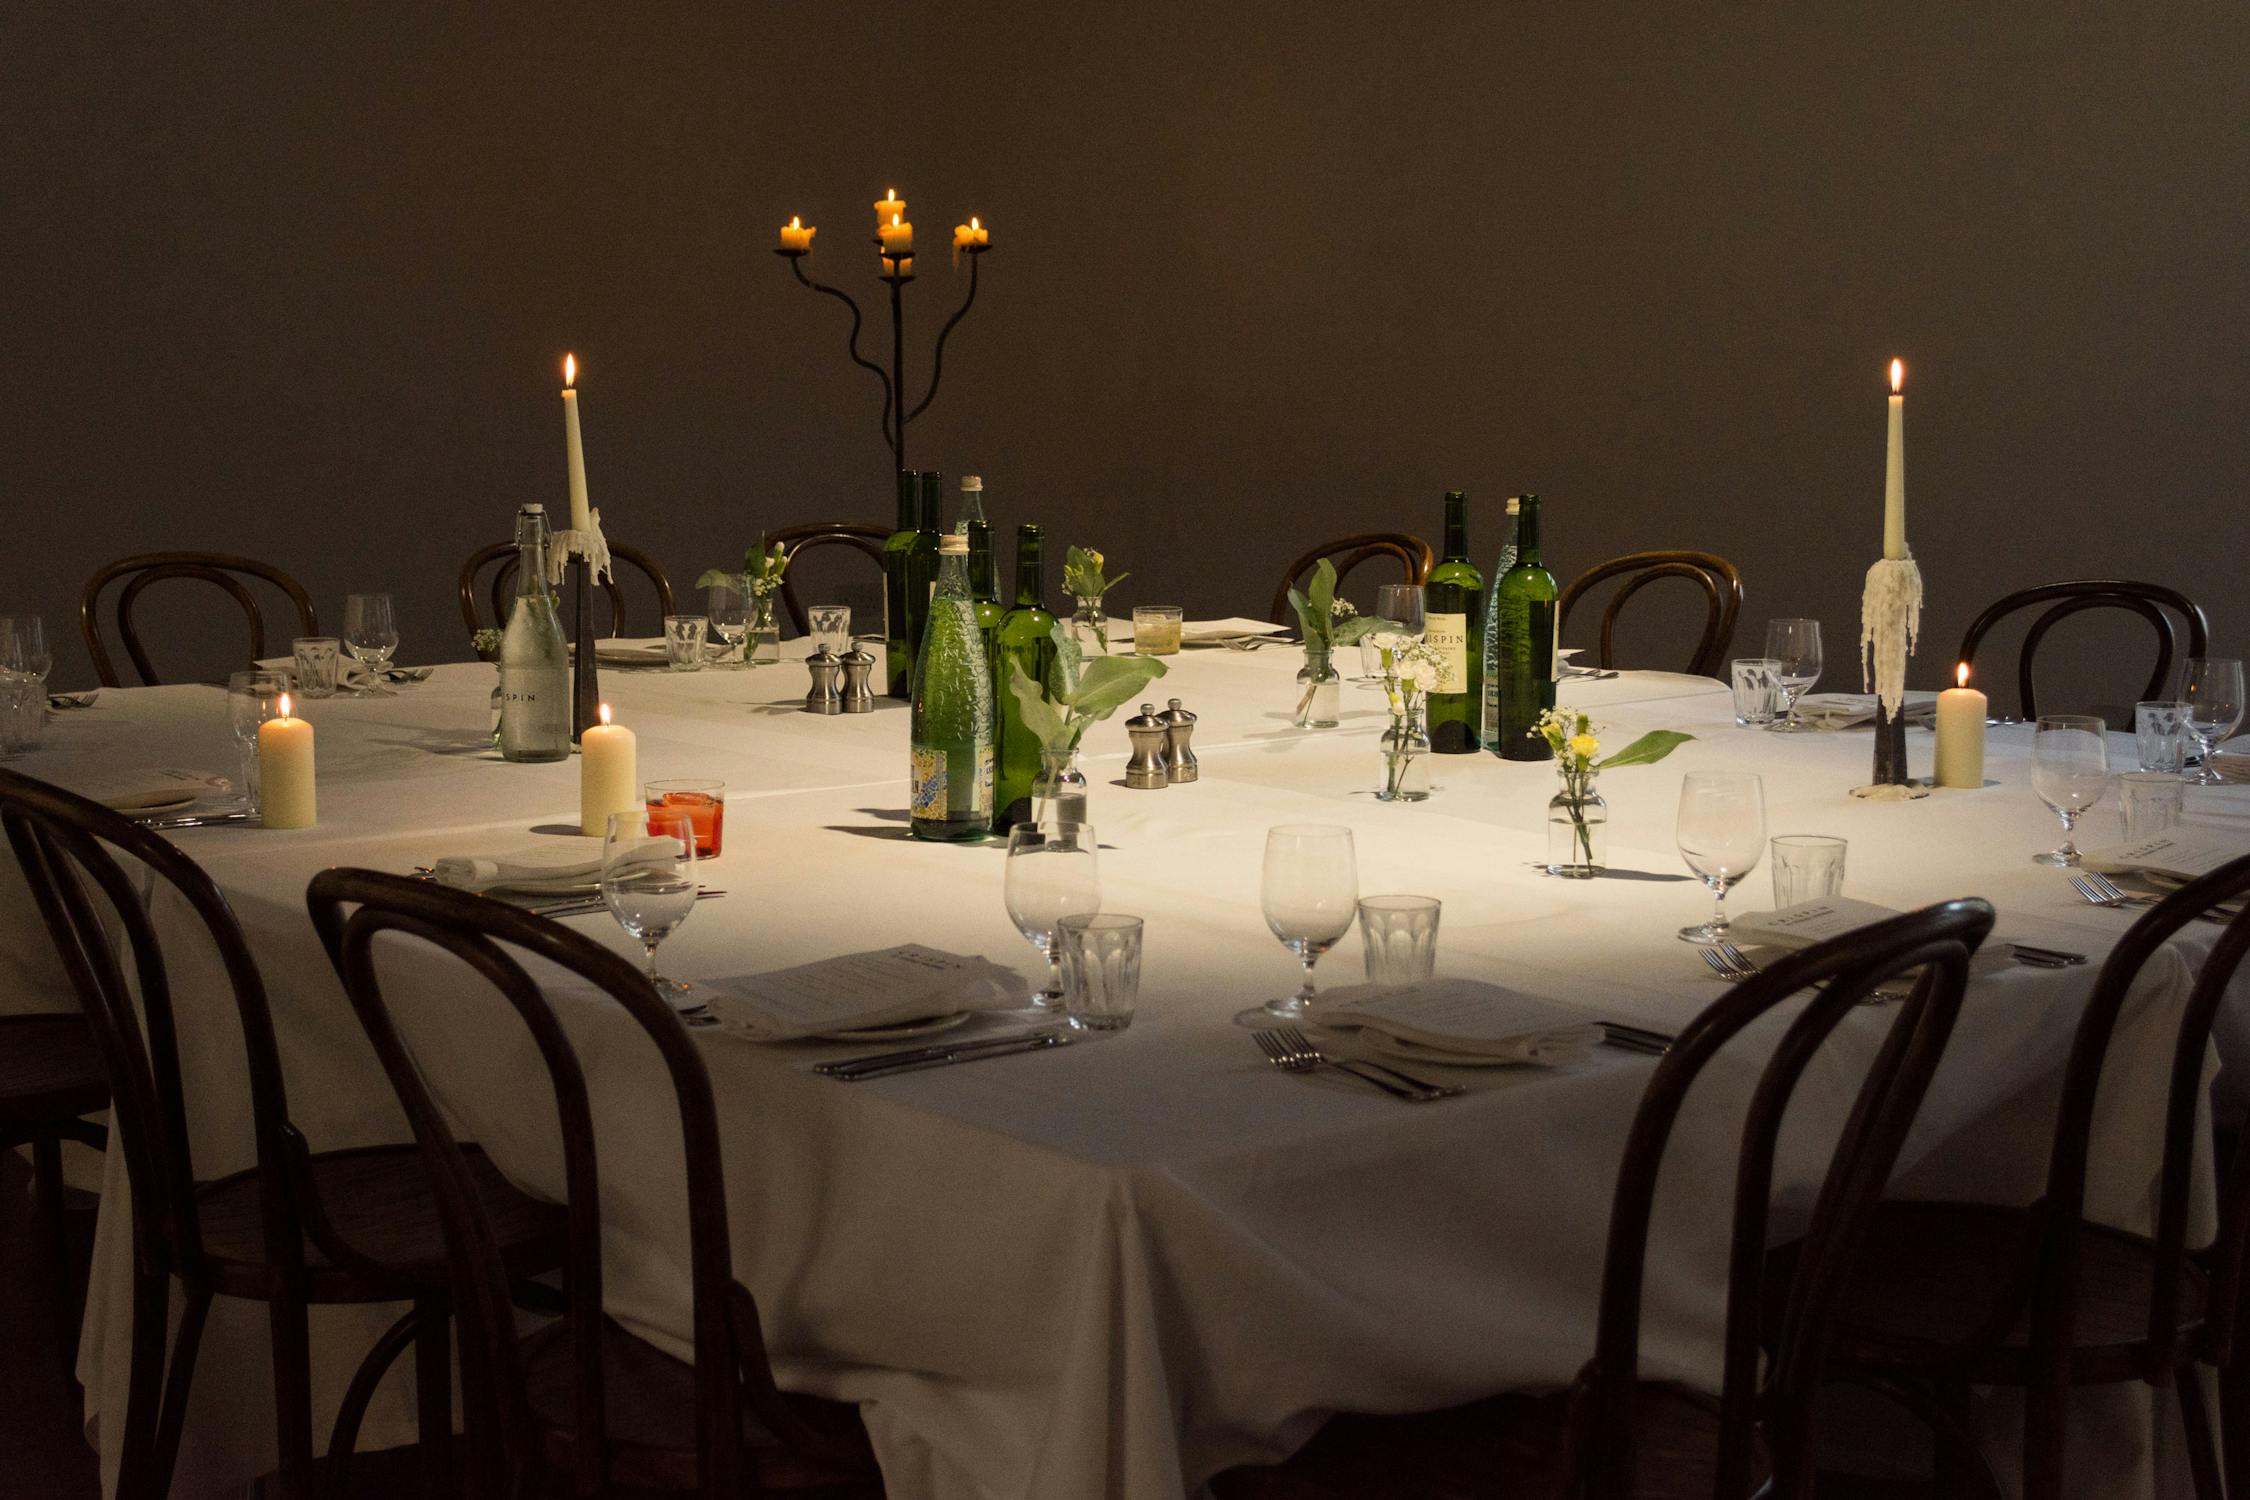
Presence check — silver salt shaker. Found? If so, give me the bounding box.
[838,646,877,713]
[1124,703,1171,789]
[803,649,844,714]
[1159,698,1197,783]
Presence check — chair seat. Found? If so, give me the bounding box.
[0,1014,110,1125]
[195,1143,566,1302]
[1213,1383,1756,1500]
[523,1315,883,1494]
[1765,1199,2207,1385]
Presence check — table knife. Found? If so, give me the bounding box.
[816,1026,1069,1078]
[825,1031,1076,1081]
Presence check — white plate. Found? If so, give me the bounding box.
[813,1010,973,1043]
[1356,1031,1556,1069]
[124,795,202,819]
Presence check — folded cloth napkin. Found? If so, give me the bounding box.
[1790,692,1940,730]
[255,656,428,687]
[2081,826,2250,883]
[1315,980,1606,1067]
[1180,618,1292,645]
[701,943,1031,1042]
[576,637,671,664]
[1729,897,2014,975]
[427,836,678,893]
[67,768,229,811]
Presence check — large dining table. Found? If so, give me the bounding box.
[6,635,2247,1500]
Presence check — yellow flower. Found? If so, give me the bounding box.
[1568,733,1600,760]
[1087,549,1104,570]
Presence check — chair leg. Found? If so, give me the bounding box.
[2224,1362,2250,1499]
[324,1305,423,1500]
[268,1288,316,1500]
[118,1263,169,1500]
[414,1295,455,1496]
[2023,1377,2069,1500]
[2178,1369,2227,1500]
[31,1131,76,1389]
[146,1283,211,1500]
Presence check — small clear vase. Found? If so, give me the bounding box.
[1069,597,1110,656]
[1032,747,1091,826]
[748,591,781,665]
[1546,773,1608,878]
[1294,645,1341,729]
[1378,697,1432,801]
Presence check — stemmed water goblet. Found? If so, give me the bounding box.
[1004,822,1101,1009]
[226,669,292,815]
[2031,715,2110,865]
[2180,658,2243,786]
[604,807,701,998]
[706,582,748,667]
[1676,771,1766,943]
[1762,619,1822,732]
[343,593,401,694]
[1360,584,1426,686]
[1241,824,1359,1025]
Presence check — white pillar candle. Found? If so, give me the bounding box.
[579,702,638,836]
[562,353,591,534]
[258,694,317,829]
[1934,662,1987,789]
[1883,357,1907,561]
[878,213,914,260]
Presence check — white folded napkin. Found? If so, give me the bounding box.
[427,836,678,893]
[66,768,229,811]
[701,943,1031,1042]
[590,637,671,664]
[253,655,430,687]
[1729,897,2013,975]
[1790,692,1940,730]
[2081,826,2250,882]
[1316,980,1605,1067]
[1181,618,1291,645]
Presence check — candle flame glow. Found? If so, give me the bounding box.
[1957,662,1971,688]
[564,353,577,387]
[279,691,293,717]
[599,702,612,727]
[789,215,801,230]
[885,188,896,199]
[1890,358,1904,394]
[891,212,902,228]
[970,216,981,230]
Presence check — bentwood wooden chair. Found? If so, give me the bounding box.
[1956,579,2211,724]
[0,770,567,1500]
[768,521,889,636]
[458,540,676,642]
[80,552,318,687]
[1268,534,1433,627]
[1764,854,2250,1500]
[1216,899,1993,1500]
[0,1011,110,1385]
[1558,551,1744,678]
[308,869,883,1500]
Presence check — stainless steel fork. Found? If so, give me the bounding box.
[1700,944,1758,980]
[1274,1026,1458,1098]
[1252,1030,1456,1101]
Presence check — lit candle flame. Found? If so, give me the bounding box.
[891,212,902,228]
[970,216,981,231]
[564,353,577,387]
[279,691,293,717]
[598,702,612,727]
[1890,358,1904,394]
[1957,662,1971,688]
[789,215,801,230]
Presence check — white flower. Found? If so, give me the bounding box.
[1397,657,1438,691]
[1370,629,1411,654]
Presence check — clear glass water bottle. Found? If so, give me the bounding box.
[498,504,572,762]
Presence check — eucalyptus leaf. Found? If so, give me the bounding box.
[1046,622,1084,700]
[1594,729,1696,770]
[1069,654,1168,720]
[695,568,744,592]
[1286,586,1317,642]
[1332,616,1384,646]
[1007,660,1071,752]
[1305,558,1337,630]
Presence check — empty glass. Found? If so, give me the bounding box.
[1058,913,1143,1031]
[343,593,400,693]
[1358,895,1441,984]
[2117,771,2186,841]
[1762,620,1822,732]
[706,583,748,667]
[1676,771,1766,943]
[663,615,709,672]
[226,669,293,815]
[1374,584,1425,640]
[1769,835,1848,906]
[1730,658,1783,727]
[1004,822,1101,1010]
[1247,824,1359,1025]
[2180,658,2244,786]
[0,676,42,754]
[2031,715,2110,866]
[809,604,853,657]
[603,808,699,996]
[2136,700,2193,774]
[0,616,53,682]
[292,637,341,698]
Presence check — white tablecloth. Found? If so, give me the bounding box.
[6,648,2246,1499]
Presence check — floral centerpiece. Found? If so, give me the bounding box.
[697,538,790,665]
[1060,546,1127,655]
[1285,558,1383,728]
[1005,623,1168,824]
[1371,632,1444,800]
[1534,708,1693,877]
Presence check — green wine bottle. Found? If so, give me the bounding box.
[881,468,920,698]
[1424,490,1484,754]
[994,523,1056,832]
[961,476,1006,686]
[1491,492,1558,761]
[909,532,995,841]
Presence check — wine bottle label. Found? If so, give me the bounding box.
[1426,613,1469,694]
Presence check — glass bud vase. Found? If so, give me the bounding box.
[1545,773,1608,878]
[1294,645,1341,729]
[1032,746,1091,826]
[1378,696,1432,801]
[748,591,782,665]
[1069,597,1110,656]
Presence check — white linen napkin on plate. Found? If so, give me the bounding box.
[1728,897,2014,975]
[427,836,677,893]
[586,637,671,664]
[1790,692,1939,730]
[1180,618,1291,645]
[1315,980,1605,1067]
[2080,826,2250,882]
[701,943,1031,1042]
[67,768,229,811]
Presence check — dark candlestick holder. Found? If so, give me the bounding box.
[776,240,989,472]
[569,555,600,743]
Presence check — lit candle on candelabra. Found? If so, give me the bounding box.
[952,215,989,251]
[561,353,590,533]
[878,211,914,263]
[1883,357,1907,561]
[873,188,906,228]
[779,215,815,252]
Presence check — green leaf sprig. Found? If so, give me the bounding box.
[1006,623,1168,755]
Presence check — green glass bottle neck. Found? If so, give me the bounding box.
[1513,496,1542,565]
[917,473,944,534]
[1441,493,1470,561]
[894,471,918,531]
[1012,534,1045,608]
[933,551,971,601]
[968,529,999,601]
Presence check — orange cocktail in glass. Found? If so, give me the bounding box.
[643,780,726,859]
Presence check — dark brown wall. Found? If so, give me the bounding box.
[5,5,2245,704]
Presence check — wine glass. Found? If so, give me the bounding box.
[2031,715,2110,865]
[2180,658,2244,786]
[604,808,701,997]
[343,593,400,694]
[1004,822,1101,1009]
[1676,771,1766,943]
[0,616,52,682]
[706,582,748,668]
[1375,584,1425,640]
[226,669,292,815]
[1763,619,1822,732]
[1242,824,1358,1026]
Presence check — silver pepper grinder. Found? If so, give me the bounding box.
[1159,698,1198,783]
[803,649,844,714]
[838,645,877,713]
[1125,703,1171,789]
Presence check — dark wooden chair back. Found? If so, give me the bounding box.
[1576,898,1990,1500]
[1559,550,1744,678]
[307,868,811,1500]
[1268,533,1433,626]
[459,540,677,641]
[1956,580,2211,723]
[768,522,889,636]
[79,551,318,687]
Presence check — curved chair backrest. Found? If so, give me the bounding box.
[1559,550,1744,678]
[307,868,812,1500]
[80,552,318,687]
[459,541,676,642]
[767,521,889,636]
[1268,533,1434,626]
[1956,580,2210,723]
[1576,898,1991,1500]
